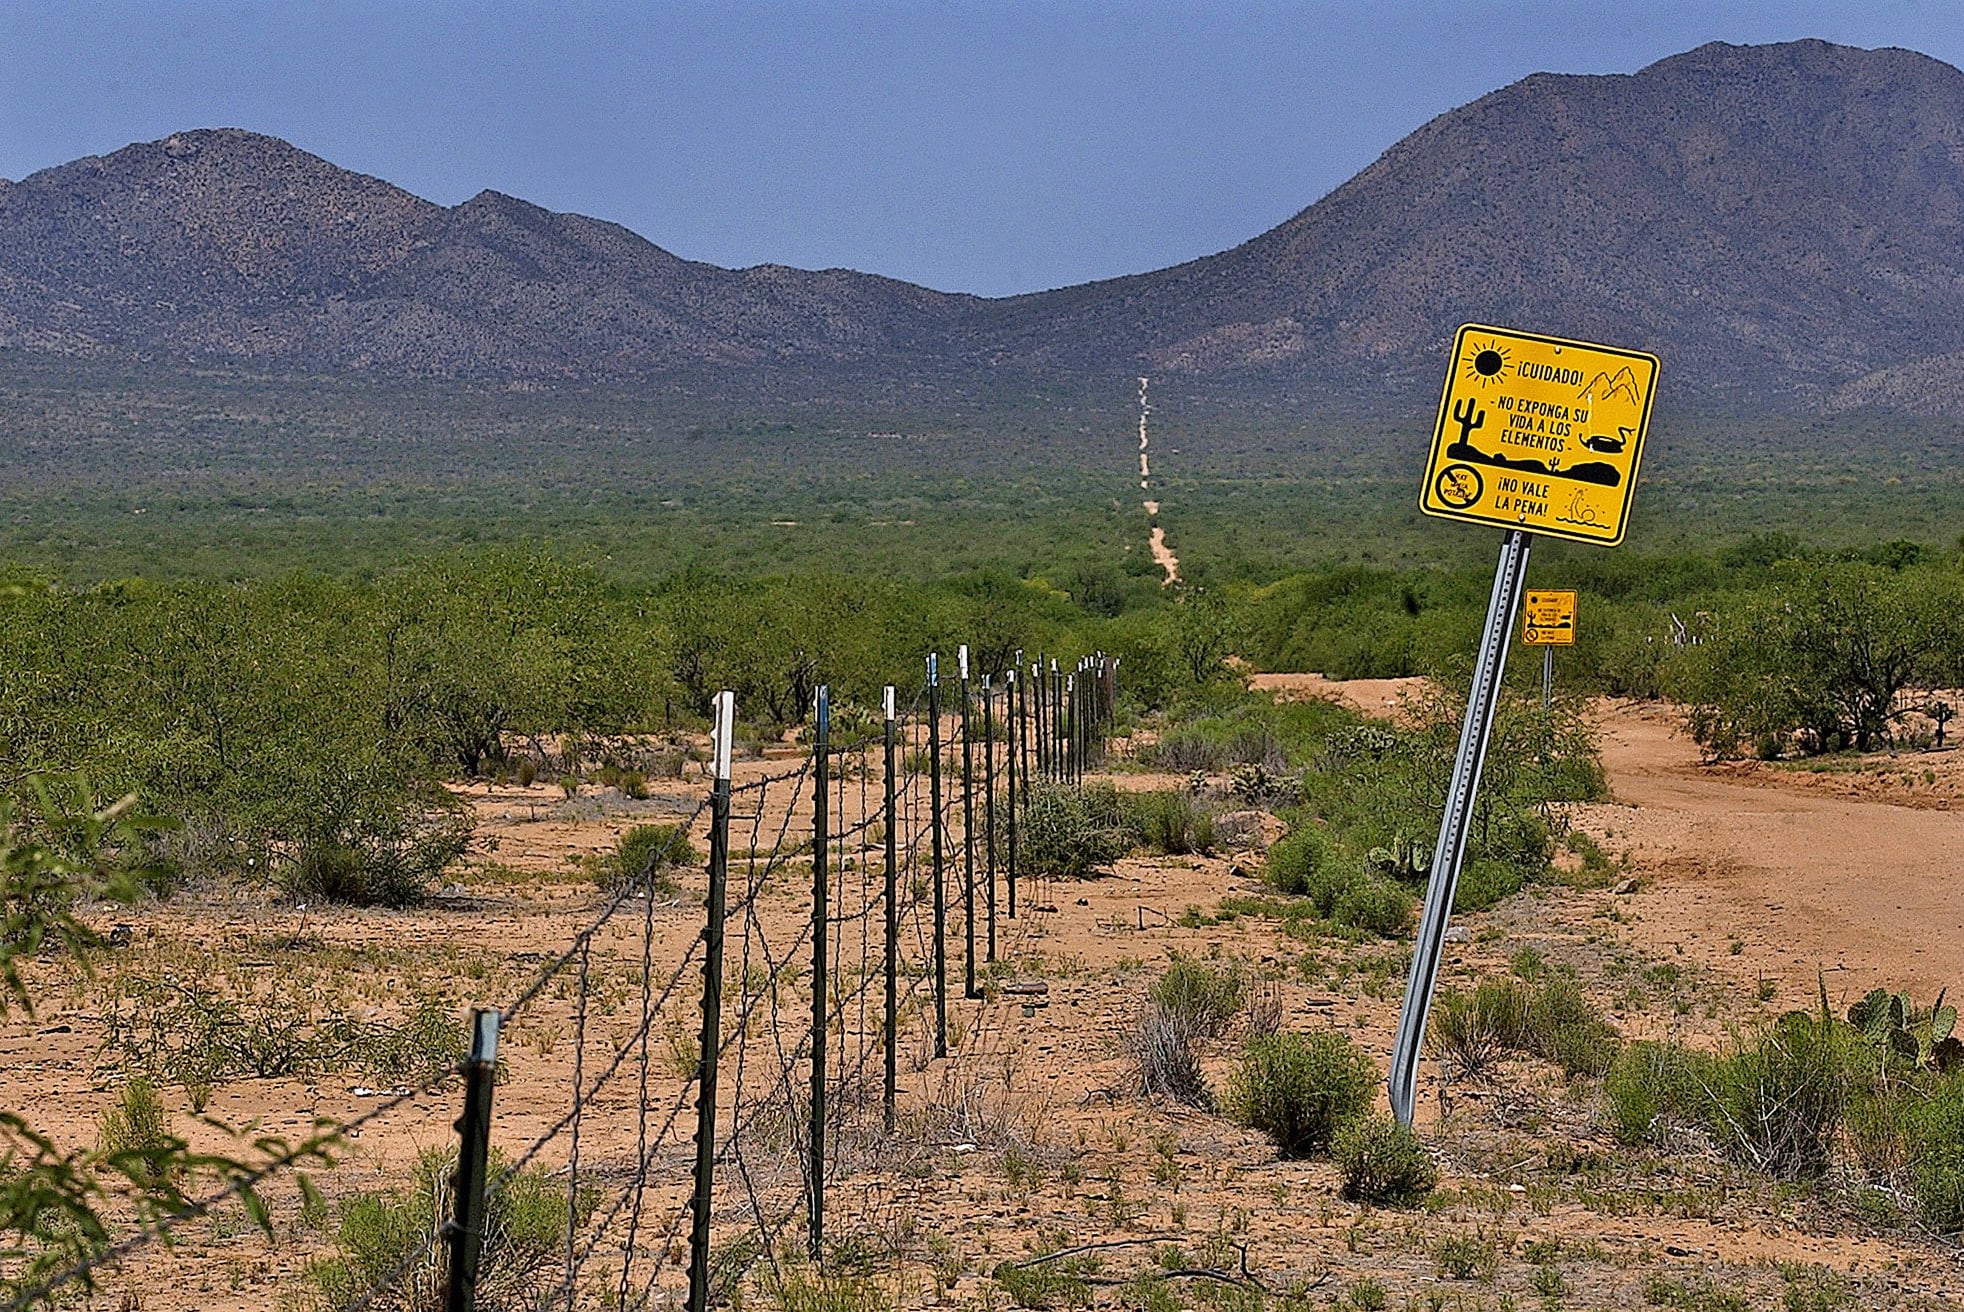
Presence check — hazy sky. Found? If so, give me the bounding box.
[3,2,1960,296]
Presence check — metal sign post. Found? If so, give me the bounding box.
[1394,324,1655,1127]
[1389,528,1533,1126]
[1521,590,1576,712]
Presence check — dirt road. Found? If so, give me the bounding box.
[1580,701,1964,1001]
[1254,672,1962,1000]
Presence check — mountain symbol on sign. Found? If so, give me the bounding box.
[1578,367,1642,407]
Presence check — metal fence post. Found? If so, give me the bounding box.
[1050,659,1062,781]
[686,692,735,1312]
[809,685,830,1260]
[1014,652,1030,807]
[1033,654,1048,781]
[983,672,997,962]
[928,655,947,1058]
[1065,672,1077,785]
[882,685,899,1132]
[960,646,978,1000]
[1006,668,1019,919]
[444,1008,501,1312]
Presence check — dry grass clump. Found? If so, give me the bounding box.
[1428,973,1619,1079]
[1127,958,1247,1109]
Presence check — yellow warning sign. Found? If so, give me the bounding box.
[1521,590,1577,646]
[1419,324,1658,546]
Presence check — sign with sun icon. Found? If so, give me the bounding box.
[1419,323,1659,547]
[1462,338,1512,387]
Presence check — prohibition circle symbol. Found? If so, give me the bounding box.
[1434,463,1483,510]
[1525,625,1541,642]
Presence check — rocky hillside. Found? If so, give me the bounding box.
[5,39,1964,407]
[0,129,971,375]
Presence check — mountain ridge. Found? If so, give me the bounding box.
[5,39,1964,409]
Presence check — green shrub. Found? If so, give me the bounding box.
[106,976,459,1089]
[1331,878,1413,938]
[1428,978,1530,1077]
[94,1078,180,1189]
[1433,1231,1498,1282]
[1128,790,1215,856]
[1263,824,1369,918]
[1018,783,1131,879]
[1604,1040,1715,1144]
[1148,729,1228,775]
[603,821,702,894]
[1703,1012,1853,1179]
[1225,1031,1374,1158]
[1901,1072,1964,1231]
[1643,1273,1752,1311]
[1260,827,1330,897]
[299,1148,593,1311]
[1452,858,1524,913]
[282,768,471,908]
[995,1259,1096,1309]
[1333,1113,1436,1205]
[1529,976,1621,1077]
[765,1262,892,1312]
[1148,957,1244,1038]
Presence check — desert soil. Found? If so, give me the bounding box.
[10,688,1964,1309]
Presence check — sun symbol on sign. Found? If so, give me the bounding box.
[1461,339,1511,388]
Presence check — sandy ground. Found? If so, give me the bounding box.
[13,692,1964,1309]
[1252,671,1963,1000]
[1246,672,1425,718]
[1579,699,1964,1002]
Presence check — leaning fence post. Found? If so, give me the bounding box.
[927,655,947,1058]
[983,673,998,961]
[809,685,830,1261]
[687,691,736,1312]
[960,645,978,1000]
[882,685,899,1132]
[444,1008,501,1312]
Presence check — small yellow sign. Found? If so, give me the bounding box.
[1521,590,1577,646]
[1420,324,1658,546]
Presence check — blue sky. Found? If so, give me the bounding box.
[3,1,1960,296]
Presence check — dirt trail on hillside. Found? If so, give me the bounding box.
[1581,702,1962,1000]
[1138,379,1179,585]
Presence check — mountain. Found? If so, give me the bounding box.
[4,39,1964,407]
[0,129,973,376]
[963,38,1964,406]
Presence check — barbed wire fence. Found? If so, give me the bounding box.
[4,649,1118,1312]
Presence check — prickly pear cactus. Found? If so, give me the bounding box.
[1229,761,1283,803]
[1849,987,1962,1072]
[1364,835,1431,881]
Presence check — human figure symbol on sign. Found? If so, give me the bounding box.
[1435,464,1483,509]
[1451,398,1486,443]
